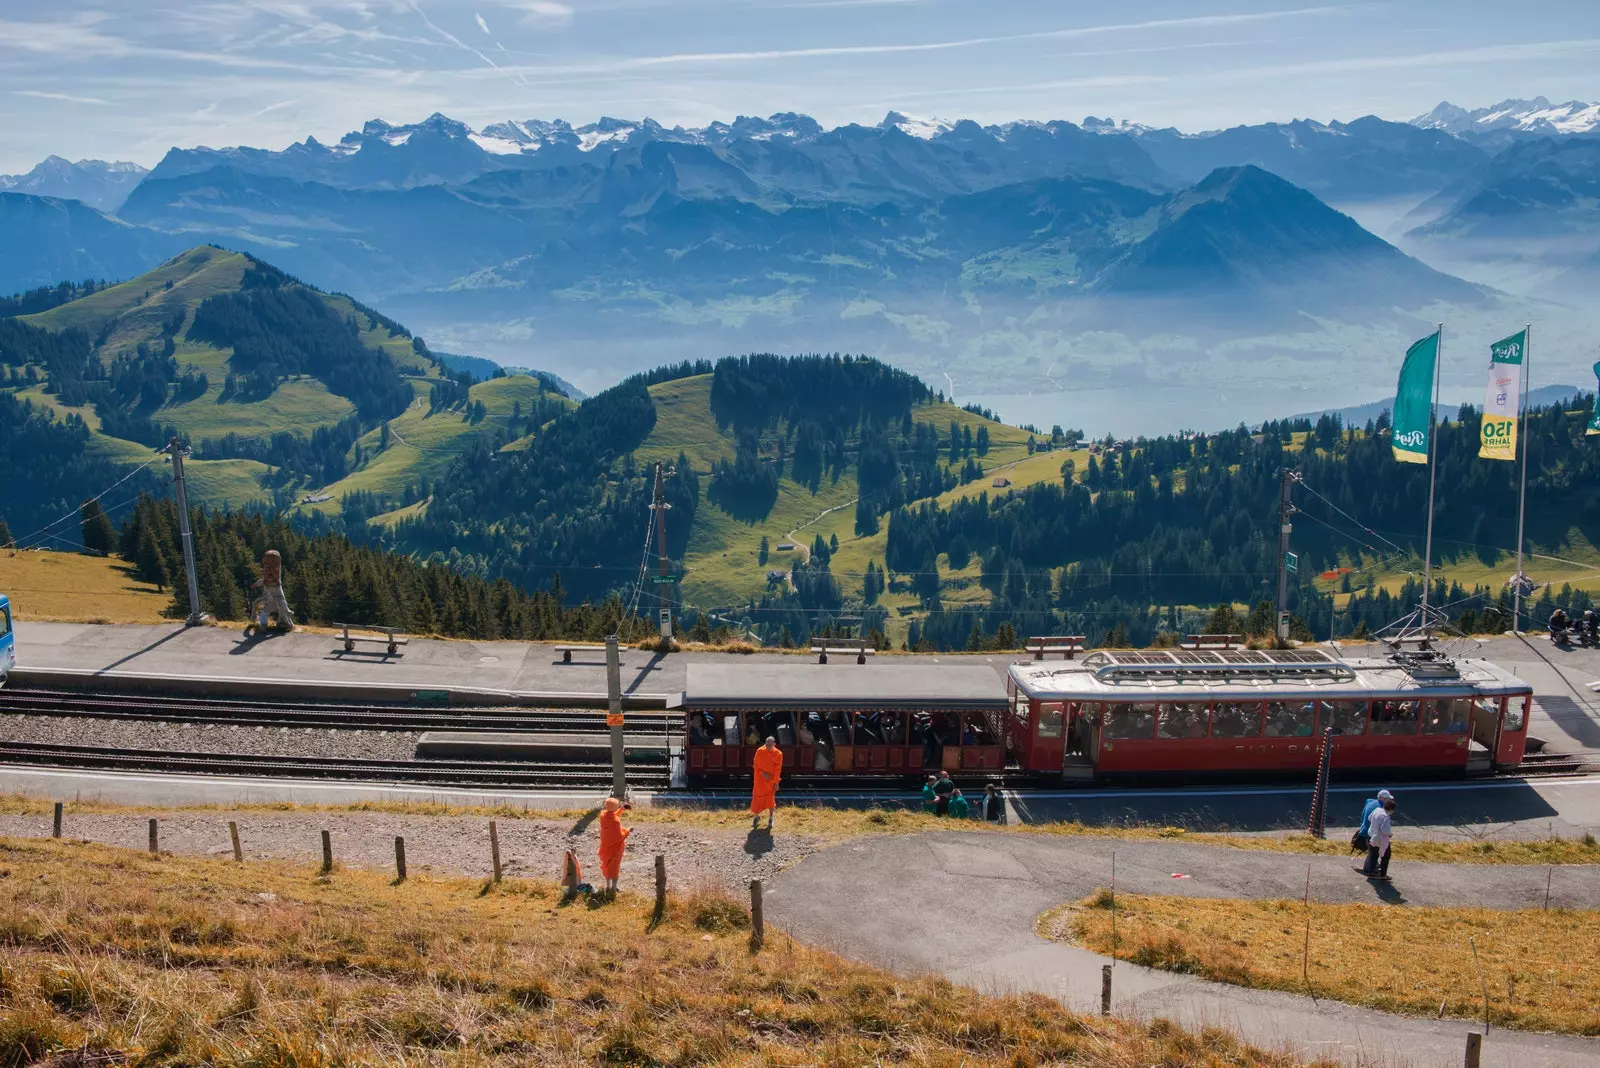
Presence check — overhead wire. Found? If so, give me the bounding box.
[12,454,163,552]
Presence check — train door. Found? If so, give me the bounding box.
[1467,697,1499,771]
[1495,694,1531,768]
[1030,701,1066,773]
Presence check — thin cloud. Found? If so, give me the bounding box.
[407,0,528,84]
[1222,37,1600,80]
[12,89,112,106]
[497,0,575,23]
[475,12,491,33]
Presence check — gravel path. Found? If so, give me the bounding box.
[1,809,817,892]
[0,715,421,762]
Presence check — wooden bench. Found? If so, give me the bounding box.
[1182,633,1244,650]
[553,643,608,664]
[338,623,408,656]
[810,639,875,664]
[1025,635,1086,660]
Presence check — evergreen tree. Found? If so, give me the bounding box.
[80,499,116,556]
[758,535,769,565]
[0,517,10,549]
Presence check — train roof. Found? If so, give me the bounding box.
[1009,648,1531,702]
[679,662,1009,711]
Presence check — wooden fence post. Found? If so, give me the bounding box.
[654,854,666,917]
[52,802,62,839]
[228,821,243,862]
[147,818,158,855]
[749,879,765,951]
[321,829,333,875]
[1465,1032,1482,1068]
[489,821,502,883]
[394,836,407,882]
[1100,964,1112,1015]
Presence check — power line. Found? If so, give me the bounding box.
[12,454,162,552]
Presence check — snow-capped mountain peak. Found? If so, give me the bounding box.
[1411,97,1600,136]
[879,111,954,139]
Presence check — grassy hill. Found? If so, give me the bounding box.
[2,246,563,522]
[631,372,1060,639]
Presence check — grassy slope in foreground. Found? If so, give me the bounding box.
[633,373,1046,621]
[0,550,172,624]
[1056,892,1599,1035]
[0,837,1307,1067]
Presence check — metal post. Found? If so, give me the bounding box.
[1421,325,1443,627]
[165,437,204,627]
[651,461,673,641]
[1100,964,1112,1015]
[1308,725,1334,838]
[1512,322,1531,634]
[1276,468,1295,642]
[606,634,626,800]
[489,821,502,883]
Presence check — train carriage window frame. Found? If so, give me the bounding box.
[1157,702,1207,739]
[1210,701,1262,739]
[1036,702,1064,740]
[1322,699,1367,736]
[1369,699,1422,736]
[1422,698,1472,735]
[1103,703,1157,740]
[1262,699,1316,738]
[1505,696,1528,732]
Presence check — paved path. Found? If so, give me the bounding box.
[766,831,1600,1068]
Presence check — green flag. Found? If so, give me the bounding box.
[1589,361,1600,437]
[1392,329,1439,464]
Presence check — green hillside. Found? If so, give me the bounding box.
[1,246,562,519]
[631,371,1062,635]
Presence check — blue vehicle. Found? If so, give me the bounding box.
[0,594,12,686]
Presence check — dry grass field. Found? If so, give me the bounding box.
[1053,892,1600,1035]
[0,550,172,624]
[0,837,1316,1066]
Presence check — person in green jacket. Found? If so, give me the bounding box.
[949,788,971,819]
[920,774,938,813]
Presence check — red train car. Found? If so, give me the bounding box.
[1006,648,1533,781]
[680,662,1009,780]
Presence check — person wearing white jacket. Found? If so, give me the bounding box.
[1360,799,1396,879]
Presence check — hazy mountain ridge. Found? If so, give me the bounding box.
[0,156,147,212]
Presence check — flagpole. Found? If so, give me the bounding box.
[1421,323,1442,632]
[1513,322,1531,635]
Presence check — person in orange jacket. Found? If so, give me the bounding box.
[751,736,783,830]
[598,796,630,894]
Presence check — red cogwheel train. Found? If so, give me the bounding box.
[680,648,1533,783]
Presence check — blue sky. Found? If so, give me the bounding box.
[1,0,1598,171]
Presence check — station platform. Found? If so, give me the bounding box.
[6,621,1009,706]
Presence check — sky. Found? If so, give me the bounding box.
[1,0,1599,172]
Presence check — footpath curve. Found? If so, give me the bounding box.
[764,831,1600,1068]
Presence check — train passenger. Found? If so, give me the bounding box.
[982,783,1006,823]
[933,771,955,816]
[689,713,713,745]
[745,720,762,746]
[948,789,970,819]
[750,737,783,830]
[598,798,630,895]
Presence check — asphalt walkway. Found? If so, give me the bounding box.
[765,831,1600,1068]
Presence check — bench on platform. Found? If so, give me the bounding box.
[338,623,408,656]
[1182,633,1244,650]
[1025,635,1086,660]
[810,638,875,664]
[553,643,608,664]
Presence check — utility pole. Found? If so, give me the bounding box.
[1276,468,1297,643]
[605,633,626,799]
[651,461,673,641]
[164,437,204,627]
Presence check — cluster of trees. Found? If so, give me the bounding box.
[188,267,411,420]
[392,378,699,602]
[0,279,105,318]
[114,495,655,641]
[196,414,365,487]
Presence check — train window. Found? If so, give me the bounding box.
[1104,704,1156,740]
[1505,697,1528,732]
[1263,700,1316,737]
[0,606,8,637]
[1211,702,1262,739]
[1370,700,1421,735]
[1157,703,1207,739]
[1423,699,1472,735]
[1323,700,1367,735]
[1037,703,1064,739]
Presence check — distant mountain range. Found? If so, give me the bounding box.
[2,99,1596,429]
[0,156,147,212]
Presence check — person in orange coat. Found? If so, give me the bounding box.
[750,736,783,830]
[598,797,630,894]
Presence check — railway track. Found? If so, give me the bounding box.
[0,741,670,789]
[1513,751,1600,776]
[0,688,682,735]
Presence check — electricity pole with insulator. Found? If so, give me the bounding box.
[1276,468,1297,643]
[651,461,673,640]
[164,437,204,627]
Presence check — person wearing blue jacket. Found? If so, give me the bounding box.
[1352,788,1393,854]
